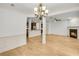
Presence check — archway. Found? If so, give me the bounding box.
[26,17,47,44]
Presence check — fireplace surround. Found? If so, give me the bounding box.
[68,26,79,39]
[69,29,77,39]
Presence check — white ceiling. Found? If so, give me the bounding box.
[0,3,79,16]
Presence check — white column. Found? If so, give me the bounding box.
[42,17,46,44]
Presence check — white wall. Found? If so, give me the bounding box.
[47,20,69,36]
[0,8,26,53]
[69,17,79,26]
[47,21,52,34]
[29,30,41,37]
[0,8,26,37]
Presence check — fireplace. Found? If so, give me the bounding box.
[69,29,77,39]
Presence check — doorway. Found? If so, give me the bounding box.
[26,17,41,43]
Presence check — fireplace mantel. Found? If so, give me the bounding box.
[68,26,79,29]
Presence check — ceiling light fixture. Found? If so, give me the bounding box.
[34,3,48,19]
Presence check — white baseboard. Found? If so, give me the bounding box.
[0,34,26,53]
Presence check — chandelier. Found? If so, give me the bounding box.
[34,3,48,18]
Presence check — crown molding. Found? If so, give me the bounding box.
[49,7,79,16]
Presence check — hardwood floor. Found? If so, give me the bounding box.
[0,35,79,56]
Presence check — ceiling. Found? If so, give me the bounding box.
[0,3,79,17]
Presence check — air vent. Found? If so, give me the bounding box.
[10,4,15,7]
[54,18,61,21]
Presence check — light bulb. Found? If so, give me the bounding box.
[42,6,46,10]
[42,12,44,15]
[34,7,38,12]
[34,11,38,15]
[45,10,48,14]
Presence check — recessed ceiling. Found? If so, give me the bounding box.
[0,3,79,16]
